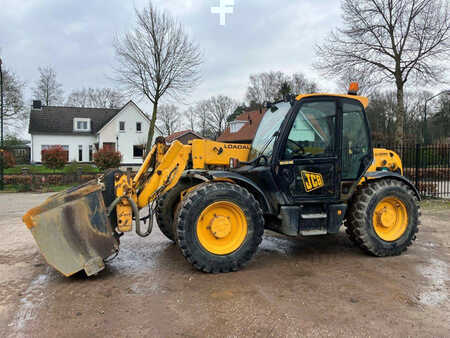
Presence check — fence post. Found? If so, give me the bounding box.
[414,144,420,190]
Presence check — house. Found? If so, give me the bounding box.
[165,130,204,144]
[3,138,31,164]
[217,109,266,144]
[29,100,162,165]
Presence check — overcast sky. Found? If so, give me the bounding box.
[0,0,344,112]
[2,0,447,128]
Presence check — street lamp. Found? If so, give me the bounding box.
[423,90,450,144]
[0,57,3,190]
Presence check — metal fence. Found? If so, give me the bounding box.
[376,143,450,198]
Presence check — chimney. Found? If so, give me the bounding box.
[32,100,42,110]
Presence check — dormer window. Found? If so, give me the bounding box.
[229,120,247,133]
[74,118,91,132]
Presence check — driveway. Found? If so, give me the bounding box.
[1,193,449,337]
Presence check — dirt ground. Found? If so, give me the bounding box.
[1,193,449,337]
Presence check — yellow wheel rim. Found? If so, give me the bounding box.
[372,196,408,241]
[196,201,248,255]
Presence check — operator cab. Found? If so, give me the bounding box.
[244,91,373,236]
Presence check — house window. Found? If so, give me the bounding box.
[77,121,88,130]
[119,121,125,132]
[229,120,247,133]
[89,145,93,162]
[41,145,69,151]
[74,118,91,132]
[133,145,144,158]
[136,122,142,132]
[78,145,83,162]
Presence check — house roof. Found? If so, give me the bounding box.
[165,130,204,143]
[217,109,266,143]
[29,105,120,135]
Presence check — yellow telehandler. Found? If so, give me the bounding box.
[23,86,420,277]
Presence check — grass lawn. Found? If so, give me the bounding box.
[2,184,77,193]
[420,198,450,210]
[5,164,100,174]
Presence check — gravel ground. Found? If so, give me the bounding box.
[1,193,449,337]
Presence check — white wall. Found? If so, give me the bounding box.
[30,101,161,165]
[31,134,97,163]
[98,102,160,164]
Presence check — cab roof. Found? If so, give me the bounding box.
[296,93,369,108]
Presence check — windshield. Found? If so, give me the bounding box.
[249,102,291,161]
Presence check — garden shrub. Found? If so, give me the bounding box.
[93,148,122,170]
[2,150,16,169]
[42,146,68,172]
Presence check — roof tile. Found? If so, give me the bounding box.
[29,106,120,135]
[217,109,266,143]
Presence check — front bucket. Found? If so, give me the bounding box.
[23,182,119,277]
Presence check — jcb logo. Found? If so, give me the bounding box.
[301,171,324,192]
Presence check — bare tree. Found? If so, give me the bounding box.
[246,71,318,107]
[66,88,88,108]
[315,0,450,143]
[157,104,180,136]
[33,66,63,105]
[194,100,211,138]
[66,87,124,108]
[184,106,197,131]
[206,95,238,139]
[114,1,202,152]
[290,72,318,94]
[336,67,379,96]
[1,68,27,134]
[432,95,450,141]
[246,71,288,107]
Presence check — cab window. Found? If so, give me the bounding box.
[283,101,336,159]
[342,102,370,179]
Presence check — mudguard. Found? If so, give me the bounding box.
[183,169,273,214]
[364,171,421,200]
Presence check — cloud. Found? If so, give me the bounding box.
[0,0,340,116]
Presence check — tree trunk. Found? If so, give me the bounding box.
[146,101,158,153]
[395,81,405,145]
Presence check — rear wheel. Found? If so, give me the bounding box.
[155,181,193,242]
[346,179,420,256]
[176,182,264,273]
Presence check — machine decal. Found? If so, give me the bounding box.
[301,171,324,192]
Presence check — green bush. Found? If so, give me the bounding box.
[65,161,79,174]
[16,183,32,192]
[93,148,122,171]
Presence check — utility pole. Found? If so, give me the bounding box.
[0,57,4,190]
[423,90,450,145]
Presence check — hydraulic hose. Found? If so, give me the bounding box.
[107,195,153,238]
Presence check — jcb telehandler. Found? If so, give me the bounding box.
[23,85,420,277]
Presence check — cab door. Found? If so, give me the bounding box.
[273,98,340,202]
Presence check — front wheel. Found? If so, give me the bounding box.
[176,182,264,273]
[346,179,420,256]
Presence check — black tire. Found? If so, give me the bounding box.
[344,194,363,246]
[176,182,264,273]
[155,181,193,242]
[346,179,420,256]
